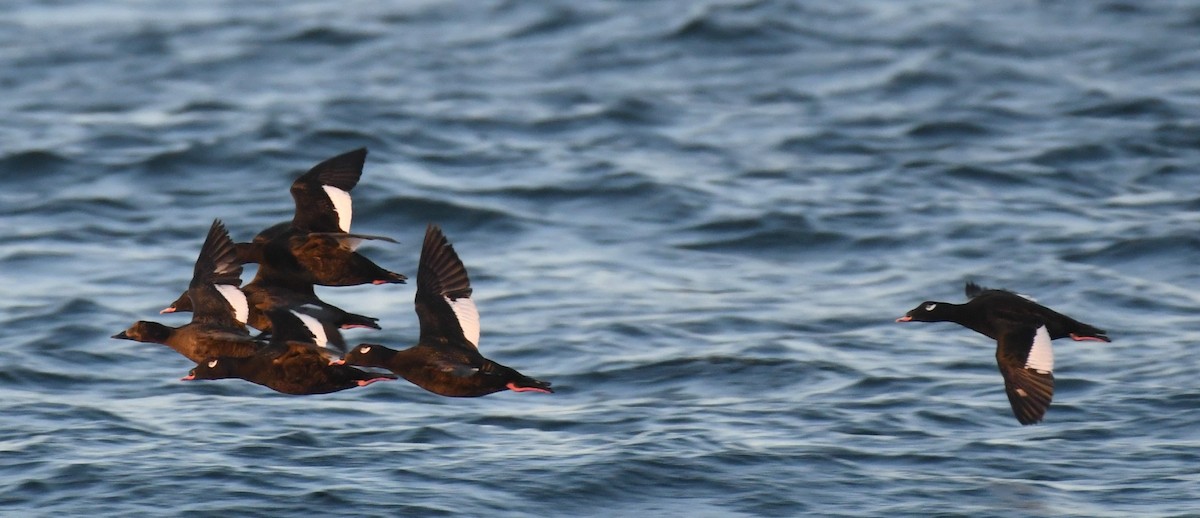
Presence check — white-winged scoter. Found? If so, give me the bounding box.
[896,281,1109,425]
[113,220,265,364]
[183,308,394,395]
[334,224,553,397]
[158,148,405,314]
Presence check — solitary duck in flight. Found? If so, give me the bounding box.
[897,282,1109,425]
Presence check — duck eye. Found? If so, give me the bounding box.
[208,359,219,368]
[924,303,937,311]
[359,346,372,354]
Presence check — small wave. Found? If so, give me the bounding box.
[361,195,524,232]
[0,150,75,181]
[276,26,379,45]
[504,5,590,40]
[1030,143,1116,167]
[1063,235,1200,265]
[1068,97,1178,119]
[943,165,1030,187]
[674,213,849,256]
[906,120,994,140]
[663,3,802,55]
[881,68,958,95]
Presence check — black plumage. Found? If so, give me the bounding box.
[897,281,1109,425]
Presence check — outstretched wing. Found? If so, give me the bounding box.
[261,308,335,356]
[414,224,479,350]
[189,220,248,327]
[299,232,399,252]
[995,324,1055,425]
[290,148,366,233]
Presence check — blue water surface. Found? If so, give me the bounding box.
[2,1,1200,516]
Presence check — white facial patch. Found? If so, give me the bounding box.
[322,185,353,232]
[291,310,330,349]
[215,284,249,324]
[1024,325,1054,374]
[447,296,480,347]
[207,359,219,368]
[924,303,937,311]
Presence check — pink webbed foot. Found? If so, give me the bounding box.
[1070,333,1109,342]
[506,382,553,394]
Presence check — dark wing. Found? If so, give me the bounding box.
[966,282,1031,303]
[188,220,248,328]
[995,324,1055,425]
[256,308,321,357]
[235,241,264,264]
[289,232,406,286]
[433,358,482,378]
[290,148,366,233]
[302,232,399,249]
[288,303,365,352]
[415,224,479,350]
[254,231,315,292]
[253,221,293,245]
[192,329,268,360]
[264,308,319,344]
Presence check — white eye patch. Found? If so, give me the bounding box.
[359,346,372,354]
[924,303,937,311]
[207,360,219,368]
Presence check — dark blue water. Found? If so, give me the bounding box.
[3,1,1200,516]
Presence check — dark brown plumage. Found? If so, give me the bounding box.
[288,232,407,286]
[241,280,379,351]
[113,220,264,364]
[337,225,552,397]
[995,324,1055,425]
[158,263,381,352]
[157,148,405,314]
[183,308,394,395]
[288,148,365,233]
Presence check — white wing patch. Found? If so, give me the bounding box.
[1024,325,1054,374]
[215,284,249,324]
[446,296,480,347]
[291,310,330,349]
[322,185,353,232]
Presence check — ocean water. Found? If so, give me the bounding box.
[3,0,1200,516]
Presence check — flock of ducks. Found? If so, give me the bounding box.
[112,149,552,397]
[113,148,1112,425]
